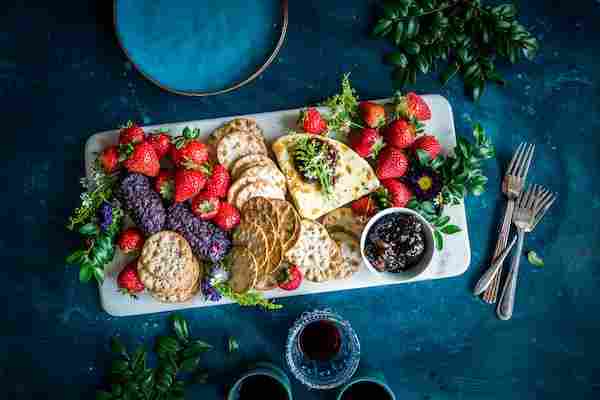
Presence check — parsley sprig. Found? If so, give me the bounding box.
[96,315,211,400]
[321,73,362,135]
[293,137,335,197]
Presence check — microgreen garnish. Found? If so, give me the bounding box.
[321,73,362,135]
[96,314,212,400]
[292,137,335,197]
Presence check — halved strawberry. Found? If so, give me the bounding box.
[191,192,220,220]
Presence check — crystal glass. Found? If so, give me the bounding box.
[285,309,360,390]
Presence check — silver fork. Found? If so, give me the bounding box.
[482,143,535,303]
[497,185,556,320]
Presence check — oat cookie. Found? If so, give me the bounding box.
[138,231,196,294]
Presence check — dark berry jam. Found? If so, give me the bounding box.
[293,137,338,185]
[299,320,341,361]
[365,214,426,273]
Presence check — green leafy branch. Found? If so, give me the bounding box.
[96,315,211,400]
[213,282,282,311]
[373,0,539,101]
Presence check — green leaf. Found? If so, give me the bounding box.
[405,18,419,39]
[111,337,129,359]
[416,149,431,165]
[404,41,420,55]
[527,251,544,267]
[435,215,450,227]
[132,346,146,373]
[228,337,239,353]
[434,230,444,250]
[66,249,86,265]
[96,391,112,400]
[111,383,123,396]
[111,359,130,375]
[463,63,480,79]
[416,56,429,74]
[156,336,180,354]
[421,201,435,214]
[93,266,105,283]
[79,266,93,283]
[440,225,461,235]
[487,71,506,85]
[180,357,200,373]
[79,223,99,236]
[385,51,408,68]
[182,341,212,359]
[394,21,405,45]
[373,19,393,36]
[440,63,459,86]
[172,314,189,342]
[406,199,420,210]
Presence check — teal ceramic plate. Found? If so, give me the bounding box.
[114,0,287,96]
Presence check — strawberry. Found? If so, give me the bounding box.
[351,196,378,217]
[349,128,385,159]
[117,227,144,254]
[99,145,119,173]
[123,141,160,177]
[212,202,240,231]
[203,164,230,198]
[395,92,431,121]
[191,192,220,220]
[277,265,303,291]
[385,119,417,149]
[171,127,209,169]
[298,107,327,134]
[375,146,409,180]
[154,169,175,201]
[359,101,386,128]
[147,131,172,160]
[412,135,441,160]
[118,121,145,145]
[117,260,145,297]
[381,179,413,208]
[174,169,207,203]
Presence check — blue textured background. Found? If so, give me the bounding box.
[7,0,600,398]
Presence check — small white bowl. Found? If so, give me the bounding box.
[360,207,436,281]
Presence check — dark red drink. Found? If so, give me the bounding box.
[341,381,393,400]
[299,320,341,361]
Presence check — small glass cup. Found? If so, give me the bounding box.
[285,309,360,390]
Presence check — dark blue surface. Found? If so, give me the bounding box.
[115,0,282,93]
[7,0,600,398]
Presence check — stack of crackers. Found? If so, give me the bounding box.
[137,231,202,303]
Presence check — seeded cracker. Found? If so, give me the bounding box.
[234,181,285,210]
[285,219,334,282]
[229,247,258,293]
[232,221,270,279]
[330,231,362,279]
[209,118,266,149]
[270,199,301,252]
[231,154,276,180]
[217,131,268,170]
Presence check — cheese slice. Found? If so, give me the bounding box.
[272,134,380,220]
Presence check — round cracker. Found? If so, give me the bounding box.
[231,154,276,180]
[234,180,285,210]
[209,118,265,147]
[285,219,334,282]
[229,247,258,293]
[321,207,367,240]
[238,164,286,192]
[227,175,266,204]
[138,231,195,294]
[330,231,362,279]
[270,199,301,252]
[257,216,283,276]
[232,221,270,279]
[217,130,268,169]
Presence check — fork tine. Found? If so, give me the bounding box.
[533,195,556,229]
[536,193,556,215]
[527,184,540,209]
[508,143,526,175]
[519,144,535,179]
[534,189,553,213]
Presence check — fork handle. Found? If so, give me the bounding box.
[497,229,525,320]
[481,198,515,303]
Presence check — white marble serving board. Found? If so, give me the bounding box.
[85,95,470,316]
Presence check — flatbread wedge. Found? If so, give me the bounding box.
[272,134,380,220]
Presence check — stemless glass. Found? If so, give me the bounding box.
[285,309,360,390]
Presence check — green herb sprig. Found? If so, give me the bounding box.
[96,314,211,400]
[213,282,283,311]
[373,0,539,101]
[293,137,335,197]
[321,73,362,135]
